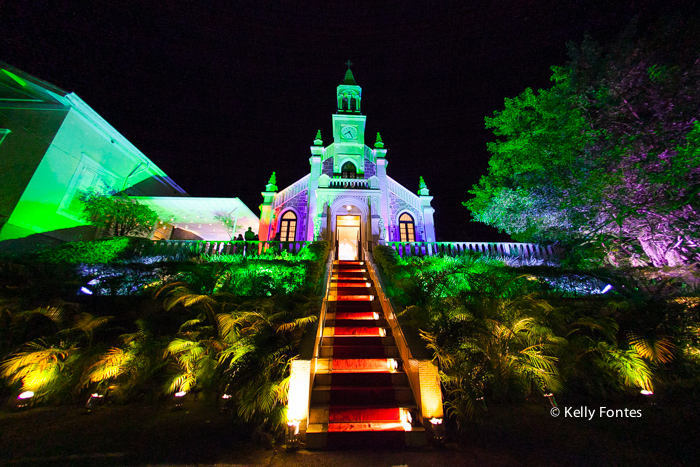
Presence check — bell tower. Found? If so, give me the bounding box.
[332,61,367,175]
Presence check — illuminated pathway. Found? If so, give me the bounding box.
[307,260,420,448]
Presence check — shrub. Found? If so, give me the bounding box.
[372,245,400,277]
[36,237,152,264]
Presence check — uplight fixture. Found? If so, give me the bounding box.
[286,419,301,449]
[16,391,34,409]
[430,417,445,444]
[173,391,187,410]
[543,392,558,408]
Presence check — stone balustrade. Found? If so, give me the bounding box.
[380,240,557,259]
[146,240,310,257]
[328,177,369,189]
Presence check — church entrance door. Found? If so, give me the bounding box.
[336,215,361,260]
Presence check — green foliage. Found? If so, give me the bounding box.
[0,236,330,417]
[80,191,159,238]
[372,245,400,277]
[36,237,151,264]
[389,255,700,427]
[467,17,700,267]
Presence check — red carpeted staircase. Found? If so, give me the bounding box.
[306,260,425,449]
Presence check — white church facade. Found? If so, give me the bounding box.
[258,68,436,260]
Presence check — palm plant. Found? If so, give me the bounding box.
[401,270,562,427]
[555,311,657,398]
[1,339,81,402]
[82,319,165,401]
[155,278,234,395]
[0,304,114,403]
[217,294,317,431]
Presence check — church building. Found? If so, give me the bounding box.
[258,68,436,260]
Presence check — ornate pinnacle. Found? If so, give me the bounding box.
[418,176,429,196]
[314,129,323,146]
[266,171,278,192]
[374,132,384,149]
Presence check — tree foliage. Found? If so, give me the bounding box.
[466,16,700,267]
[80,191,158,238]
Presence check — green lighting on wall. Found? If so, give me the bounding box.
[1,69,27,87]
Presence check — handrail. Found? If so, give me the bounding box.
[363,246,414,360]
[308,248,335,410]
[364,246,444,422]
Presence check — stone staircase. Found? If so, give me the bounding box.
[305,260,426,449]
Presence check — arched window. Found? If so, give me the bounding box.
[341,161,357,179]
[399,213,416,242]
[279,211,297,241]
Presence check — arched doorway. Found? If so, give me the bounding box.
[334,203,363,260]
[337,213,360,260]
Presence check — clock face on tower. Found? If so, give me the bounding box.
[341,125,358,140]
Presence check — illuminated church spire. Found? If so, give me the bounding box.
[337,60,361,114]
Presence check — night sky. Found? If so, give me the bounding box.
[2,0,686,241]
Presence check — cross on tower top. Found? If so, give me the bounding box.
[345,60,353,70]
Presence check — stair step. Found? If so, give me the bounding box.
[328,318,387,327]
[308,403,417,424]
[329,292,374,302]
[333,327,385,336]
[332,302,375,311]
[320,345,399,358]
[306,424,427,449]
[332,273,368,280]
[329,336,395,346]
[333,282,373,288]
[331,358,397,372]
[311,387,414,405]
[314,372,408,387]
[334,311,379,320]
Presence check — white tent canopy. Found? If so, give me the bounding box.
[133,196,259,241]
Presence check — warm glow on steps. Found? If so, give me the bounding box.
[328,422,405,432]
[335,311,379,320]
[332,358,397,371]
[304,260,423,447]
[334,327,385,336]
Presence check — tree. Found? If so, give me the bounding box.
[80,191,159,238]
[213,211,238,240]
[466,16,700,267]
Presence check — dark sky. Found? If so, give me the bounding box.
[2,0,685,241]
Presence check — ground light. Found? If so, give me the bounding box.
[173,391,187,410]
[85,393,104,413]
[430,417,445,445]
[286,419,301,450]
[16,391,34,409]
[220,393,232,414]
[544,392,558,408]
